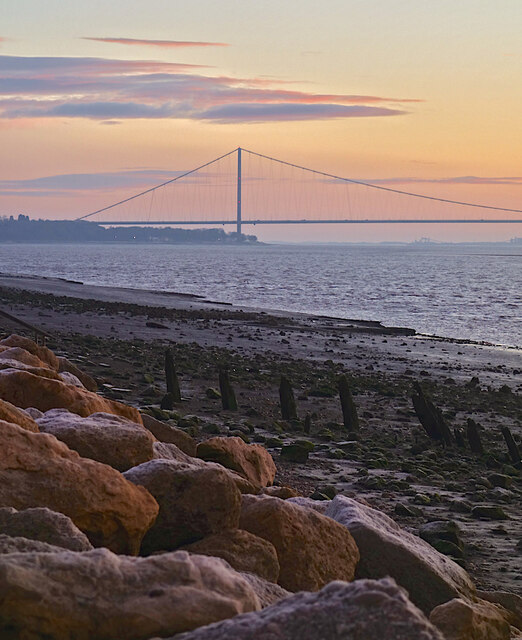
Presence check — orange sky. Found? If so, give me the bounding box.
[1,0,521,241]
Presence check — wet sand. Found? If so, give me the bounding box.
[0,273,521,594]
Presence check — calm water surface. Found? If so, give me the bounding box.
[1,243,520,347]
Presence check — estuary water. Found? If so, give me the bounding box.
[1,242,520,347]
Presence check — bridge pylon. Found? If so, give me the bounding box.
[236,147,242,235]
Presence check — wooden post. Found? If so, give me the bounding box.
[501,426,521,464]
[338,374,359,431]
[279,375,297,420]
[412,382,452,446]
[219,368,238,411]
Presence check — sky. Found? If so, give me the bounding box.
[0,0,521,242]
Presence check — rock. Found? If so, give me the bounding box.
[151,445,258,495]
[239,572,290,608]
[0,346,50,369]
[488,474,513,489]
[57,356,98,391]
[0,507,92,551]
[172,578,444,640]
[182,529,280,583]
[280,441,313,463]
[0,368,142,423]
[197,437,276,490]
[0,398,39,432]
[58,371,85,387]
[430,598,512,640]
[0,548,260,640]
[239,494,359,592]
[0,534,66,554]
[324,495,475,614]
[287,496,328,512]
[24,406,44,419]
[419,520,464,552]
[142,413,197,455]
[260,486,300,499]
[37,409,155,471]
[478,591,522,632]
[471,505,508,520]
[0,334,59,370]
[0,419,158,554]
[152,440,196,464]
[124,459,241,553]
[0,361,61,379]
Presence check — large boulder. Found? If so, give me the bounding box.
[197,437,276,490]
[0,368,142,423]
[0,419,158,554]
[0,507,92,551]
[142,413,197,456]
[173,578,444,640]
[0,362,61,379]
[430,598,512,640]
[57,356,98,391]
[182,529,280,583]
[0,346,50,369]
[152,444,258,495]
[324,495,475,613]
[37,409,155,471]
[0,534,66,554]
[0,398,39,432]
[124,459,241,554]
[0,548,260,640]
[239,494,359,592]
[0,334,59,370]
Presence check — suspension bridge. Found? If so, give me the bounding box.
[77,147,522,234]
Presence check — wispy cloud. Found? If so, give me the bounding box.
[82,37,229,49]
[368,176,522,186]
[0,169,182,197]
[0,54,419,123]
[198,103,405,123]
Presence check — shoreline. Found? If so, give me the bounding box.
[1,272,520,351]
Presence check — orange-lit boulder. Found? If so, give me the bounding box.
[0,368,142,424]
[239,495,359,592]
[0,334,59,370]
[197,436,277,490]
[0,398,39,432]
[0,419,158,554]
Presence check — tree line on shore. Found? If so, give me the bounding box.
[0,215,258,244]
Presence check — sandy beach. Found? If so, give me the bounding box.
[0,273,520,595]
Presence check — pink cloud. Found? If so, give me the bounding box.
[0,55,420,123]
[83,37,229,48]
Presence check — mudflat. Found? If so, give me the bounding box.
[0,274,520,594]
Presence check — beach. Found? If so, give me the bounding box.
[0,273,520,595]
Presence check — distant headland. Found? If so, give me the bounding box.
[0,215,259,244]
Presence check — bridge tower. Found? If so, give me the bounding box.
[236,147,242,235]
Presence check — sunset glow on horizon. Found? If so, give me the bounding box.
[1,0,521,242]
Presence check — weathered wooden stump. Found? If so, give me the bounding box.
[219,368,238,411]
[164,349,181,403]
[279,375,297,420]
[466,418,484,455]
[411,382,452,446]
[337,374,359,432]
[501,426,521,464]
